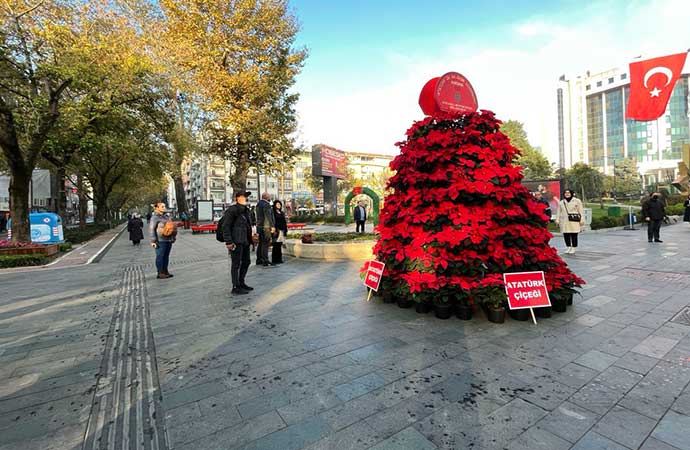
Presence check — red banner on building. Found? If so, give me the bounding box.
[626,52,688,121]
[503,271,551,310]
[364,260,385,291]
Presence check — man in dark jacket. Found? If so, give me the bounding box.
[642,193,666,243]
[255,192,275,266]
[534,191,552,222]
[223,191,254,295]
[354,201,367,233]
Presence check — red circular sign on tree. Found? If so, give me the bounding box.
[418,72,478,116]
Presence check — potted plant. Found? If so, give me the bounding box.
[534,305,552,318]
[414,292,433,314]
[433,289,454,319]
[549,289,568,313]
[455,294,473,320]
[395,285,414,309]
[508,307,530,321]
[482,288,506,324]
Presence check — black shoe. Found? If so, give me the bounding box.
[654,239,663,243]
[262,262,273,267]
[648,240,653,243]
[240,284,254,291]
[232,287,249,295]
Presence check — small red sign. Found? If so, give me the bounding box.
[503,271,551,310]
[364,260,385,291]
[434,72,478,114]
[353,186,363,195]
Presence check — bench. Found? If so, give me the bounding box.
[191,223,217,234]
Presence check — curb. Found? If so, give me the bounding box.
[87,225,126,264]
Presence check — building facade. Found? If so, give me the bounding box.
[557,61,690,185]
[180,147,395,218]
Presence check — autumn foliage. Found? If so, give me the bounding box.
[371,111,583,305]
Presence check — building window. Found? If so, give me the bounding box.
[586,85,591,91]
[596,81,602,87]
[621,73,627,80]
[608,77,614,84]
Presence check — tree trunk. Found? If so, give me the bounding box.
[230,152,249,195]
[77,173,88,229]
[94,182,108,224]
[8,169,31,242]
[55,166,67,217]
[173,172,188,215]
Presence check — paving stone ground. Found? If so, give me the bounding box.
[1,221,690,449]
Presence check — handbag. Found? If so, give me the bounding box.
[563,201,581,222]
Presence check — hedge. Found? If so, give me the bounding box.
[0,254,47,268]
[64,224,113,244]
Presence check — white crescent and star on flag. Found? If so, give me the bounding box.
[643,66,673,98]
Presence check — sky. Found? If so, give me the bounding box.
[289,0,690,163]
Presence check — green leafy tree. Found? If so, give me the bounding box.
[500,120,553,179]
[608,158,642,198]
[159,0,307,193]
[564,163,604,201]
[0,1,77,241]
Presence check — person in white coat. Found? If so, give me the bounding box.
[555,189,585,254]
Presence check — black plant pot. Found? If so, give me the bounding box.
[534,306,552,318]
[552,297,567,313]
[397,298,414,309]
[382,291,396,304]
[508,308,530,321]
[566,293,574,305]
[456,304,473,320]
[434,304,453,319]
[487,307,506,324]
[415,302,433,314]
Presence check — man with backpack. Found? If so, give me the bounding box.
[150,201,177,279]
[219,191,254,295]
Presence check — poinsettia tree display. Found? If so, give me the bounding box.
[371,110,583,309]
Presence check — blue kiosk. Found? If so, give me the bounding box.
[8,213,65,244]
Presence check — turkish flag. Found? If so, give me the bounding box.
[626,52,688,121]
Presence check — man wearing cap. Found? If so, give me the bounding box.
[222,191,254,295]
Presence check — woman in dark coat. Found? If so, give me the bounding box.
[128,214,144,245]
[272,200,288,264]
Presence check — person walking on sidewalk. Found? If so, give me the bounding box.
[128,214,144,245]
[222,191,254,295]
[642,192,666,243]
[150,202,176,279]
[271,200,288,264]
[683,194,690,224]
[556,189,584,254]
[255,192,275,266]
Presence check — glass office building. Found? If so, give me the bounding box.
[557,63,690,184]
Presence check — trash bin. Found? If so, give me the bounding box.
[7,213,65,243]
[607,206,621,217]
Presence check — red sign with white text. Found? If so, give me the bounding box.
[364,260,385,291]
[503,271,551,310]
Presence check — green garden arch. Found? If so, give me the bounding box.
[344,186,380,225]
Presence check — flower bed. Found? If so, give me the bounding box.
[0,241,59,257]
[286,232,377,242]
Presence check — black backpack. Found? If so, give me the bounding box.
[215,214,226,242]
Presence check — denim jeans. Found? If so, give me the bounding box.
[155,241,173,273]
